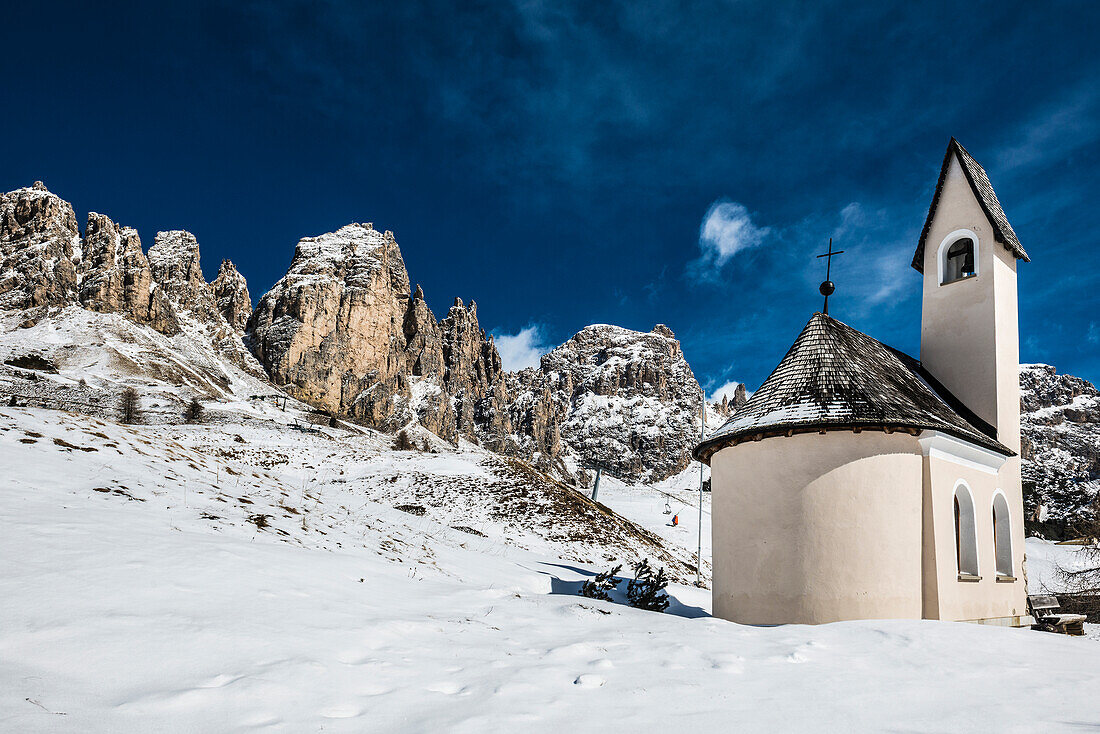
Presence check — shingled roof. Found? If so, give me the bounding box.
[693,313,1014,463]
[912,138,1029,273]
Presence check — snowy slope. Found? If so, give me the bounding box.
[4,406,1100,732]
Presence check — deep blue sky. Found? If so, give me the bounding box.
[3,1,1098,393]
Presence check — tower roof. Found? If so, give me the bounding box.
[911,138,1029,273]
[693,313,1014,463]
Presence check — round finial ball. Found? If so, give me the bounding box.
[819,280,835,297]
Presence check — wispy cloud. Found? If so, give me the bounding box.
[997,85,1100,171]
[688,200,771,279]
[492,324,552,371]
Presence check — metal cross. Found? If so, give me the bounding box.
[816,238,844,315]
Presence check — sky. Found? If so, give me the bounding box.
[2,1,1098,393]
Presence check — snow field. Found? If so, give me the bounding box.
[2,407,1100,731]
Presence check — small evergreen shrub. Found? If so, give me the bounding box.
[185,398,204,423]
[627,559,670,612]
[580,564,622,601]
[394,429,415,450]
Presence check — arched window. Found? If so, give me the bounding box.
[954,482,979,579]
[943,238,976,284]
[992,492,1013,578]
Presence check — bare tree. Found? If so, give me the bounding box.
[119,387,140,424]
[1055,500,1100,620]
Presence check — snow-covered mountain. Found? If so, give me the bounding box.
[3,181,1099,512]
[1020,363,1100,535]
[506,324,704,484]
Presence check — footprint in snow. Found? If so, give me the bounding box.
[426,681,465,695]
[573,674,606,688]
[197,673,242,688]
[320,705,362,719]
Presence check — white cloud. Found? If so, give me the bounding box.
[690,200,771,279]
[493,324,551,372]
[710,380,746,403]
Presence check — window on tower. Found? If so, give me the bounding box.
[942,238,976,284]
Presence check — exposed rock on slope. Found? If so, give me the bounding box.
[246,225,705,484]
[148,230,264,377]
[0,182,80,311]
[507,324,704,484]
[0,182,265,390]
[212,259,252,332]
[79,213,179,334]
[246,224,418,426]
[1020,364,1100,535]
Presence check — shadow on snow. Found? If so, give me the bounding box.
[535,561,710,619]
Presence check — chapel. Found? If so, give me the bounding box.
[695,139,1030,626]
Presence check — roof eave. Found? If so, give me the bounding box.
[694,421,1014,465]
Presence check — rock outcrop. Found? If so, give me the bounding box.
[246,222,704,483]
[0,182,714,486]
[0,183,264,377]
[1020,364,1100,536]
[507,324,703,484]
[79,213,179,334]
[147,230,264,376]
[246,224,415,425]
[212,259,252,332]
[0,182,80,311]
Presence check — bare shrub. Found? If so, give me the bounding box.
[119,387,140,424]
[1056,500,1100,619]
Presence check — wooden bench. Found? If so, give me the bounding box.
[1028,594,1087,636]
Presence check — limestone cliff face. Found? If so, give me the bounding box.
[0,182,80,311]
[0,182,711,486]
[146,230,264,376]
[79,213,179,334]
[507,324,703,483]
[441,298,507,436]
[245,224,517,441]
[212,259,252,332]
[246,224,413,425]
[1020,364,1100,535]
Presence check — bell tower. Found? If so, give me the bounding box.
[913,139,1029,454]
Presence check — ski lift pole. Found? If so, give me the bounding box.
[591,466,603,503]
[697,389,705,587]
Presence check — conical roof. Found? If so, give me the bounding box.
[694,313,1013,463]
[912,138,1028,272]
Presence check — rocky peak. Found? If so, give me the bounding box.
[441,298,504,434]
[211,259,252,332]
[403,284,444,378]
[246,223,413,424]
[0,182,80,310]
[147,229,261,375]
[510,323,704,483]
[147,231,207,306]
[78,212,179,334]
